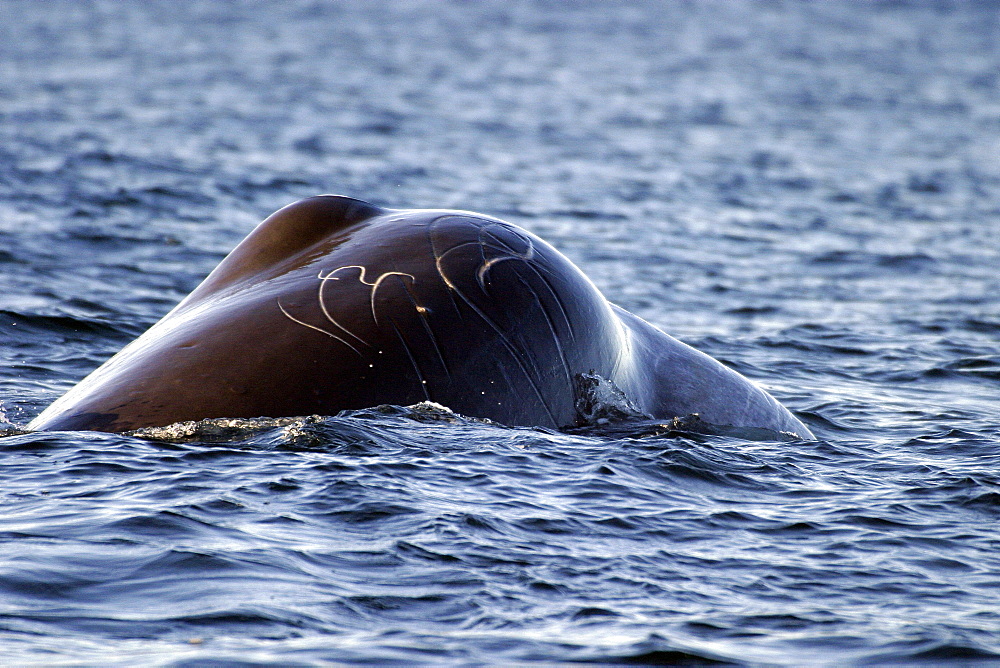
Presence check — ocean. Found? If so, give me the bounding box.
[2,0,999,664]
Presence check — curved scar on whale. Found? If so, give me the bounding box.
[427,216,560,425]
[317,265,416,328]
[276,300,365,357]
[278,265,416,357]
[276,227,566,427]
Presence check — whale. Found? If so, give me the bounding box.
[28,195,814,438]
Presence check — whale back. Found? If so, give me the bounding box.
[176,196,386,310]
[27,198,630,432]
[28,196,813,439]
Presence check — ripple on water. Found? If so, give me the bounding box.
[1,405,999,662]
[3,0,1000,663]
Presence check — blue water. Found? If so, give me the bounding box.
[3,0,1000,663]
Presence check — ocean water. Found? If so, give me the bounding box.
[2,0,1000,664]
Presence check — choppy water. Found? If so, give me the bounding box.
[2,0,1000,664]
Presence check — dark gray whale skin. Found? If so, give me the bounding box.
[28,196,813,438]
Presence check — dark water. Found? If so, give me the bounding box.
[3,0,1000,663]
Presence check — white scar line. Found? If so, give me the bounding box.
[318,265,416,325]
[277,264,421,354]
[277,301,364,356]
[476,239,534,287]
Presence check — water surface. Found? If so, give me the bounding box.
[2,1,999,664]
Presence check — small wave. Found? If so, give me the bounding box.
[128,402,487,446]
[128,415,324,444]
[0,309,125,339]
[869,642,1000,663]
[570,413,802,443]
[926,356,1000,381]
[582,643,734,665]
